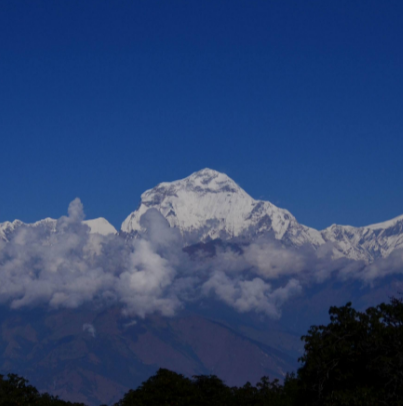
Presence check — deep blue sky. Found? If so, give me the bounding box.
[1,1,402,230]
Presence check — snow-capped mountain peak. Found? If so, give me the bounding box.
[83,218,117,236]
[121,168,324,246]
[121,168,403,263]
[140,168,245,204]
[174,168,241,193]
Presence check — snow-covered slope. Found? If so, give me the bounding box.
[83,218,117,236]
[0,218,57,242]
[0,217,116,242]
[2,169,402,264]
[121,168,403,264]
[121,168,325,247]
[321,215,403,262]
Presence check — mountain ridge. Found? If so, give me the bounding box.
[2,168,402,264]
[0,217,117,241]
[121,168,403,263]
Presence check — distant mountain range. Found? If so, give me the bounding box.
[3,168,403,264]
[0,168,402,405]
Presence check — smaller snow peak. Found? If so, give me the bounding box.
[11,219,24,228]
[0,219,24,235]
[83,218,117,236]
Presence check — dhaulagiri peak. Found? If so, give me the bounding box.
[121,168,403,264]
[121,168,300,244]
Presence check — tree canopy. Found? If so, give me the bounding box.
[0,373,86,406]
[297,297,403,406]
[114,368,292,406]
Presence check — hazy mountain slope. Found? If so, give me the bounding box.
[0,306,297,406]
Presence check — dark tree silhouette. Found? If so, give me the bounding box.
[0,373,87,406]
[114,368,197,406]
[296,297,403,406]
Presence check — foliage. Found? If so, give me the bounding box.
[114,368,295,406]
[297,297,403,406]
[0,373,86,406]
[114,368,196,406]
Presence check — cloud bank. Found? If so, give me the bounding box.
[0,199,402,319]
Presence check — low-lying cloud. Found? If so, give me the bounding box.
[83,323,96,338]
[0,199,402,319]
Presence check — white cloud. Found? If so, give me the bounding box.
[83,323,96,338]
[0,200,401,319]
[202,271,302,318]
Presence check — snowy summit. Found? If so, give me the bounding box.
[121,168,324,246]
[121,168,403,264]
